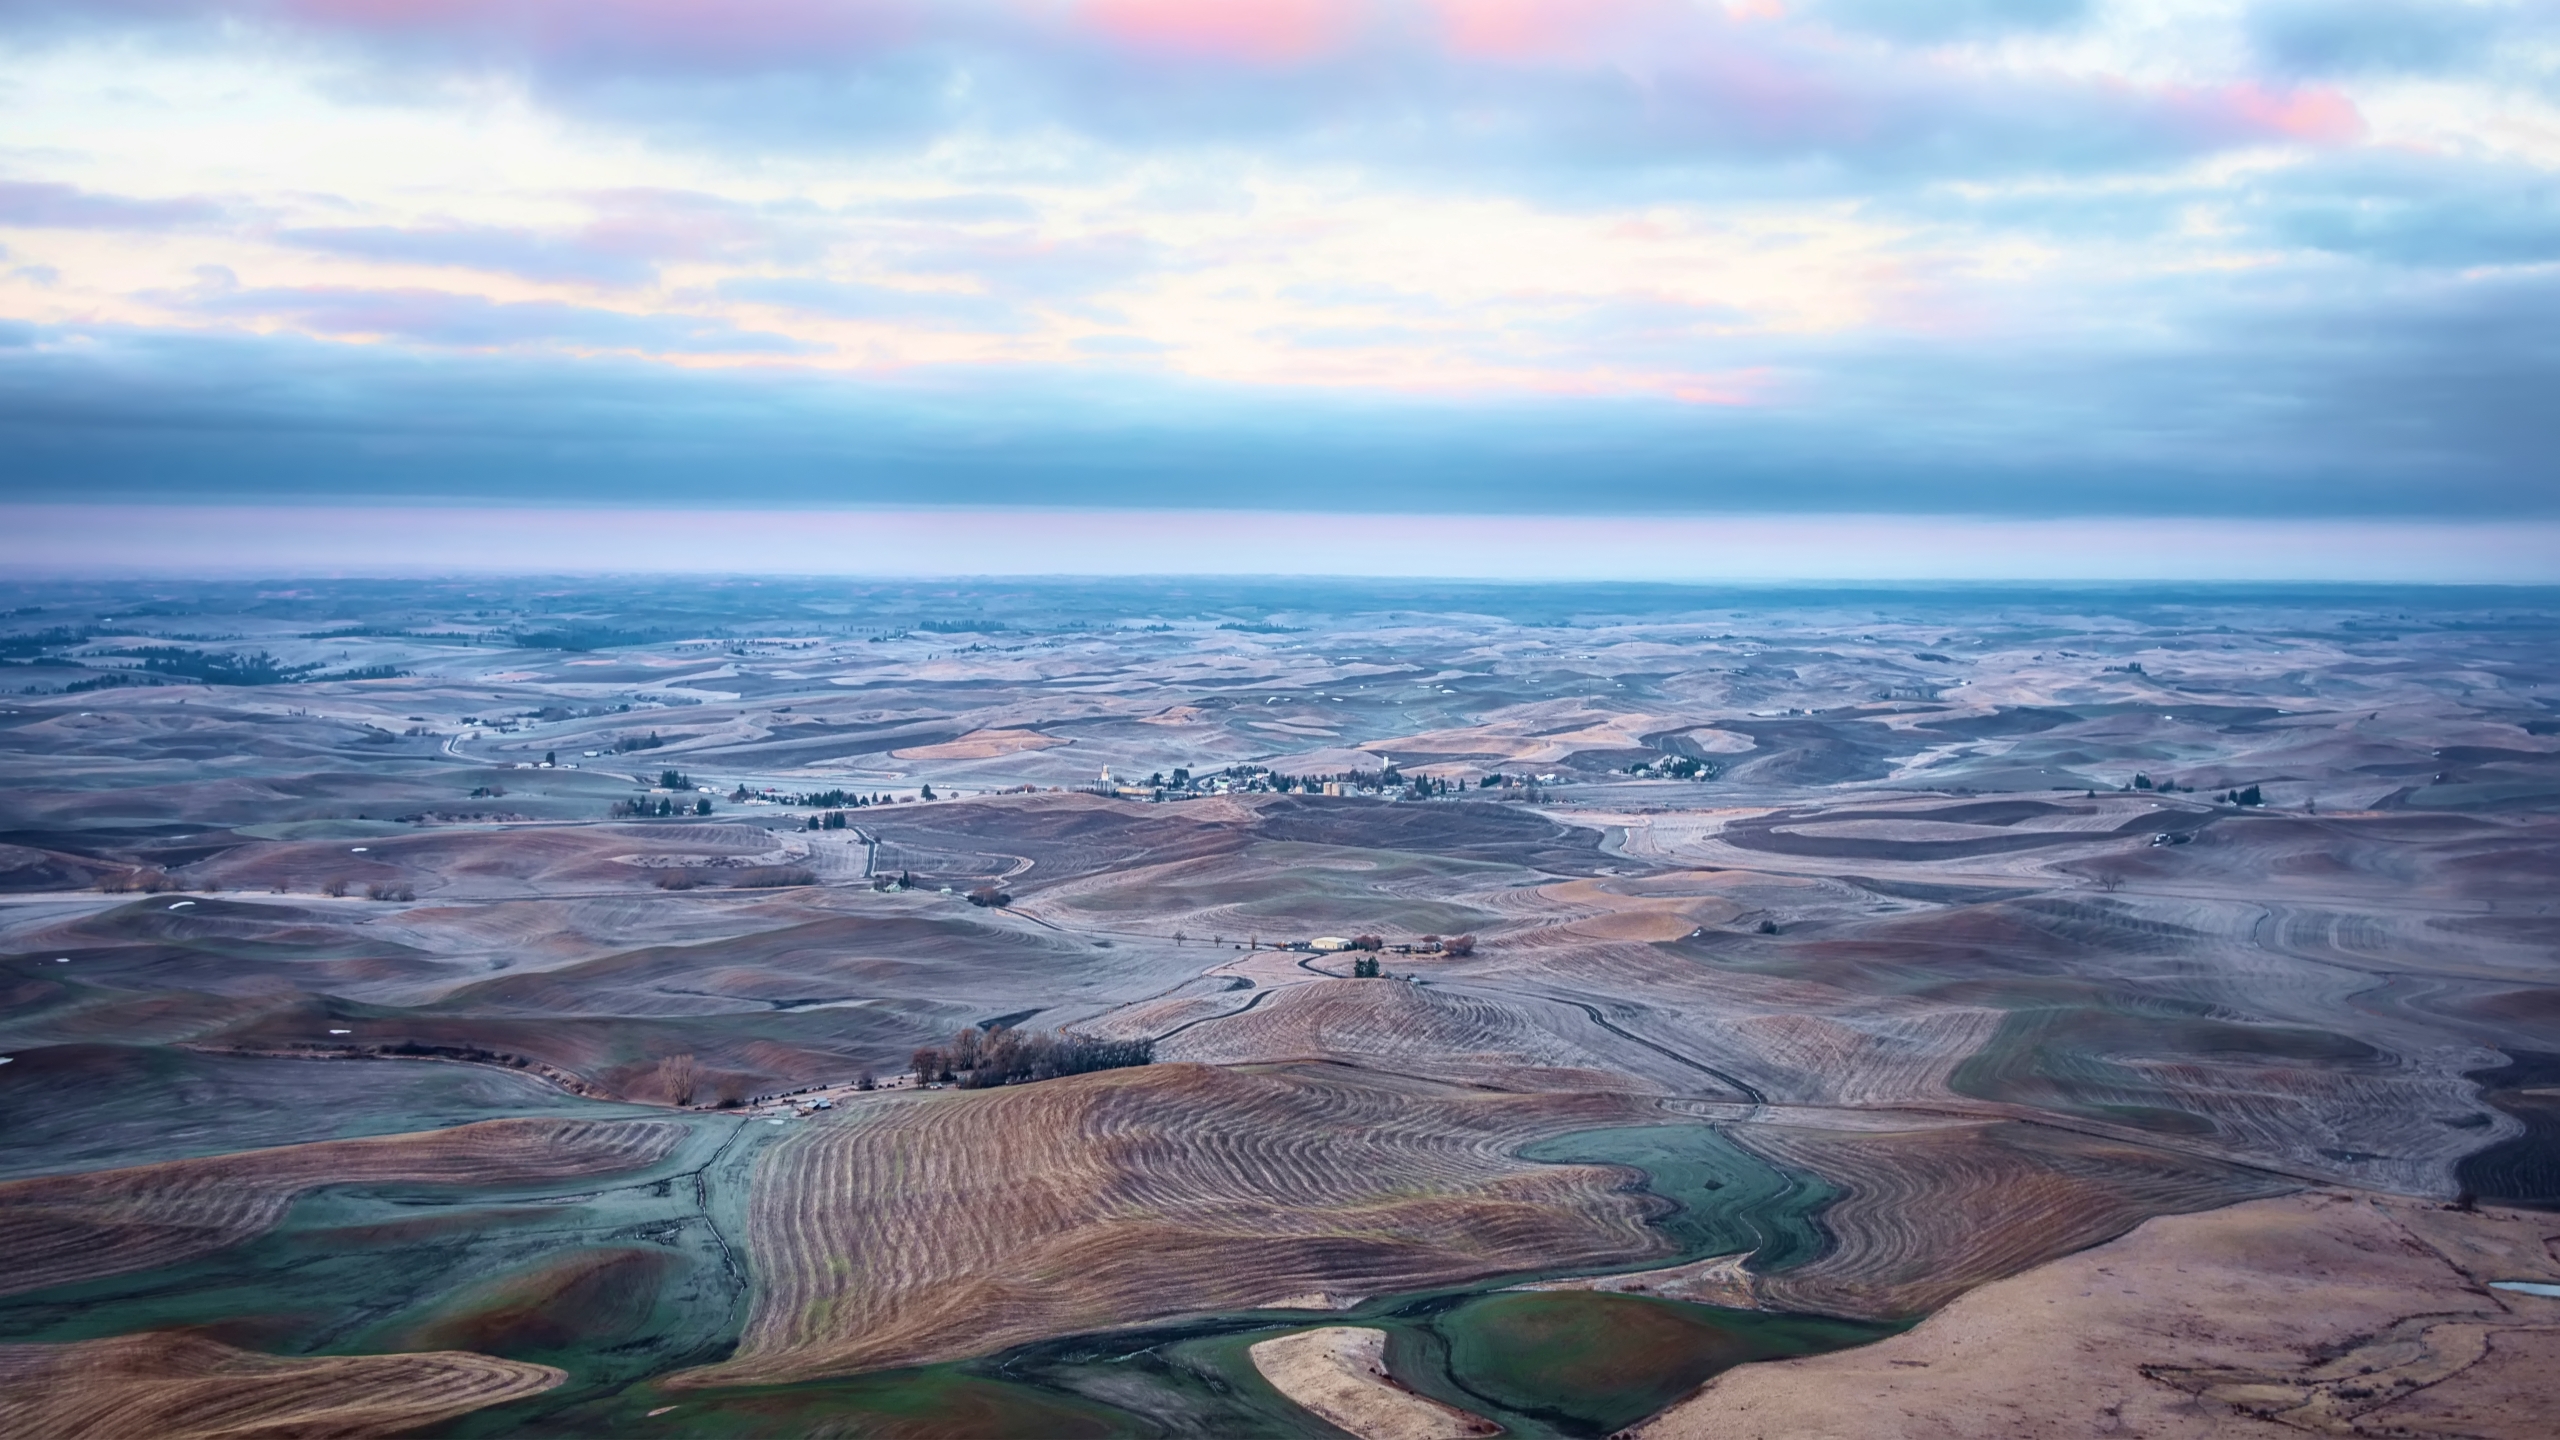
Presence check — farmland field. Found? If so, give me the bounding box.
[0,577,2555,1434]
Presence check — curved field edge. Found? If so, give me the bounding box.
[1729,1118,2294,1320]
[673,1062,1690,1387]
[0,1116,685,1299]
[0,1330,564,1440]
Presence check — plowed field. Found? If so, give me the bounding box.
[0,1330,562,1439]
[680,1063,1663,1384]
[0,1117,681,1298]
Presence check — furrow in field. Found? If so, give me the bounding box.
[0,1330,561,1439]
[678,1063,1662,1385]
[0,1118,682,1298]
[1156,978,1647,1091]
[1733,1119,2288,1320]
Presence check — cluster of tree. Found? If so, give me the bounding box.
[910,1025,1152,1089]
[659,769,691,789]
[365,881,416,902]
[613,796,710,817]
[1265,764,1408,793]
[810,810,855,830]
[613,732,666,753]
[129,647,309,685]
[1351,954,1383,977]
[2221,784,2265,806]
[0,626,92,658]
[512,626,657,652]
[797,789,875,807]
[319,664,408,682]
[966,885,1012,908]
[2130,773,2192,792]
[1626,755,1714,780]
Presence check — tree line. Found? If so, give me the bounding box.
[911,1024,1152,1089]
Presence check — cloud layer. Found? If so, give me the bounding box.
[0,0,2554,517]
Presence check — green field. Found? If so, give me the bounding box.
[1517,1122,1835,1272]
[1404,1291,1891,1436]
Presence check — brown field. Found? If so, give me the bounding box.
[0,1118,681,1298]
[1634,1192,2560,1440]
[889,729,1068,760]
[1732,1119,2289,1319]
[677,1062,1663,1385]
[1248,1326,1498,1440]
[1154,977,1645,1092]
[0,1330,562,1440]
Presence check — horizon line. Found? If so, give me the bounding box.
[9,505,2560,585]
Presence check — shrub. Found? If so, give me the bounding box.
[365,881,415,902]
[1441,933,1476,957]
[658,1053,700,1107]
[322,878,350,898]
[656,871,702,891]
[966,886,1011,908]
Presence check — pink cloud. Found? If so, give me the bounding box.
[1421,0,1742,62]
[1076,0,1355,61]
[2221,82,2366,145]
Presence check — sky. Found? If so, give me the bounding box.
[2,1,2557,576]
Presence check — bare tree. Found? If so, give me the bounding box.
[658,1053,700,1107]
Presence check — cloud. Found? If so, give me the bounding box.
[2253,152,2560,268]
[277,224,660,285]
[882,231,1161,297]
[0,180,224,229]
[4,258,2553,519]
[0,1,2547,536]
[2248,1,2504,77]
[0,1,2366,186]
[1812,0,2090,44]
[716,276,1030,332]
[168,284,819,355]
